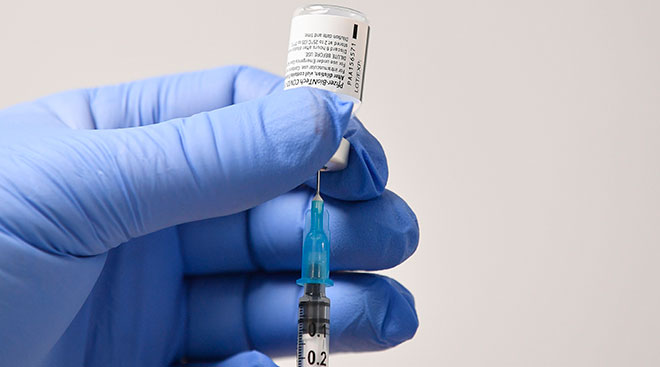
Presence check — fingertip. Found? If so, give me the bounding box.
[387,191,420,266]
[301,87,354,145]
[162,87,355,218]
[231,67,354,142]
[360,275,418,347]
[330,274,419,351]
[381,278,419,346]
[271,88,353,170]
[328,190,419,271]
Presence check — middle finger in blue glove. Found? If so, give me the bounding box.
[178,188,419,275]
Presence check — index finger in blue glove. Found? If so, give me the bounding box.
[32,65,387,200]
[88,65,388,200]
[0,87,351,256]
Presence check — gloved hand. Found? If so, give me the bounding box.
[0,65,419,367]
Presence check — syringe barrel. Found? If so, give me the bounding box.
[297,284,330,367]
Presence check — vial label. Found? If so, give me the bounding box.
[285,14,370,102]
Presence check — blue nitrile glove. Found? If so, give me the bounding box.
[0,65,419,367]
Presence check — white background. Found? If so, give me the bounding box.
[1,1,659,366]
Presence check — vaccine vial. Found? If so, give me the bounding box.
[285,4,370,171]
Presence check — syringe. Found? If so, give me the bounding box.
[296,171,331,367]
[285,4,371,366]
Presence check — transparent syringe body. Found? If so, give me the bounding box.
[297,283,330,367]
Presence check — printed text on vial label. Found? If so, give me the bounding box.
[286,32,362,93]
